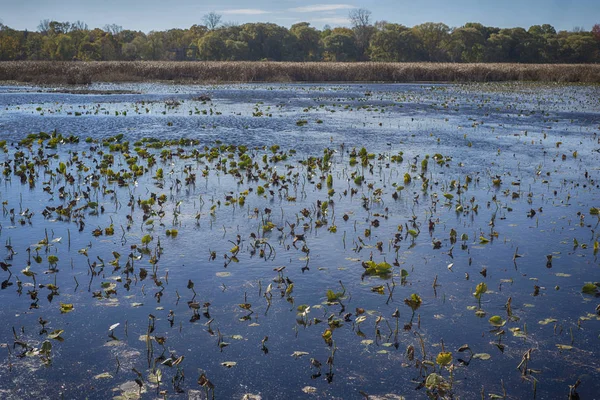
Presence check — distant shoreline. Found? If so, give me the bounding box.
[1,61,599,85]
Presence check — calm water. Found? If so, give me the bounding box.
[0,82,599,399]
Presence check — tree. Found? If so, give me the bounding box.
[198,31,226,60]
[323,28,357,61]
[592,24,600,42]
[104,24,123,36]
[239,23,295,61]
[71,21,88,32]
[412,22,450,61]
[349,8,371,27]
[349,8,373,60]
[290,22,322,61]
[0,35,20,60]
[447,27,486,62]
[55,34,75,60]
[203,12,222,30]
[368,23,423,61]
[38,20,51,35]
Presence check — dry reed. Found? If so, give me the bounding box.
[0,61,599,84]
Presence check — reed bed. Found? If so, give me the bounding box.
[1,61,599,84]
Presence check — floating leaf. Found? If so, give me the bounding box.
[302,386,317,394]
[148,369,162,384]
[556,344,573,350]
[291,351,309,358]
[472,353,491,360]
[539,318,558,325]
[510,327,527,338]
[47,329,64,340]
[363,260,392,276]
[425,373,446,390]
[582,283,598,294]
[221,361,237,368]
[404,294,422,311]
[371,285,385,294]
[60,303,74,313]
[94,372,113,379]
[457,344,471,353]
[488,316,505,327]
[109,323,120,331]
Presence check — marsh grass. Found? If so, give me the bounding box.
[1,61,599,84]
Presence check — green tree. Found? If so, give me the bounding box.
[290,23,322,61]
[412,22,450,61]
[447,27,486,62]
[198,31,226,60]
[323,28,357,61]
[368,23,423,61]
[55,34,75,60]
[240,23,295,61]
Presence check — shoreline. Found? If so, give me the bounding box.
[1,61,599,85]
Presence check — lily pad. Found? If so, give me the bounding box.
[556,344,573,350]
[472,353,491,360]
[582,283,598,294]
[94,372,113,379]
[60,303,74,313]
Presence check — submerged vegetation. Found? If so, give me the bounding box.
[0,82,599,398]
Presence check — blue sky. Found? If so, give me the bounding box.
[1,0,598,32]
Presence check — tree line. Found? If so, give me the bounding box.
[1,10,599,63]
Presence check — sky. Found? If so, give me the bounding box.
[0,0,598,33]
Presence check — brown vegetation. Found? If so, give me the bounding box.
[1,61,599,84]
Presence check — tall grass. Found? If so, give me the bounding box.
[0,61,599,84]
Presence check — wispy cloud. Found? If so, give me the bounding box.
[221,9,272,15]
[290,4,355,13]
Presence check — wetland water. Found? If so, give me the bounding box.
[0,82,599,399]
